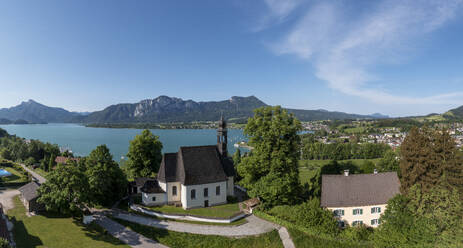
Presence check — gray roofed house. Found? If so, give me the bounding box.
[18,181,44,212]
[129,177,152,194]
[140,179,165,194]
[139,117,236,209]
[321,171,400,227]
[321,171,400,207]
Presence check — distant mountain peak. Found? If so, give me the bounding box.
[370,113,389,119]
[22,99,39,104]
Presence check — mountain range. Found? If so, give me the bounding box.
[0,100,84,124]
[0,96,389,124]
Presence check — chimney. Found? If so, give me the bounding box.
[374,169,378,174]
[344,170,349,176]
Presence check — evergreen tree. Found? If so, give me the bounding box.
[232,149,241,165]
[48,155,55,172]
[400,127,463,194]
[237,106,302,208]
[377,150,399,173]
[126,129,163,178]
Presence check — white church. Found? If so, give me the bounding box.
[131,117,236,209]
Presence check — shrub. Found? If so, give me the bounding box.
[267,199,339,237]
[341,225,374,242]
[0,238,10,248]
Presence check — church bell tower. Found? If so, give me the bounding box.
[217,115,228,157]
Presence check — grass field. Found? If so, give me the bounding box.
[117,199,247,226]
[1,167,27,183]
[299,158,382,169]
[8,196,129,248]
[298,159,382,184]
[112,217,283,248]
[144,202,241,218]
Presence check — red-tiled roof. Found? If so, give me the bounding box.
[55,156,80,164]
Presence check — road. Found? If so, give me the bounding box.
[19,163,46,184]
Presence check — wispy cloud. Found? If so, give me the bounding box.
[264,0,463,105]
[252,0,305,31]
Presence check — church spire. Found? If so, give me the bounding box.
[217,115,228,157]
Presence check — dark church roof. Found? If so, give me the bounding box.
[157,145,234,186]
[321,172,400,207]
[140,179,165,194]
[18,181,41,201]
[130,177,152,188]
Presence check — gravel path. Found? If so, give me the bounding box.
[112,211,279,237]
[19,164,46,184]
[94,213,169,248]
[278,226,295,248]
[0,189,20,213]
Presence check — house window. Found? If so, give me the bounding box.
[333,209,344,217]
[371,219,381,225]
[152,196,156,202]
[172,186,177,196]
[204,188,208,197]
[371,207,381,214]
[352,220,363,226]
[216,186,220,195]
[337,220,345,228]
[353,209,363,215]
[191,189,196,199]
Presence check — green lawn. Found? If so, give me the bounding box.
[299,167,319,185]
[112,217,283,248]
[288,228,372,248]
[1,167,28,183]
[144,202,242,218]
[117,199,247,226]
[298,159,382,185]
[8,196,129,248]
[299,159,382,169]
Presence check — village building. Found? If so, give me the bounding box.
[18,181,44,212]
[129,177,152,195]
[55,156,80,165]
[138,117,236,209]
[321,170,400,227]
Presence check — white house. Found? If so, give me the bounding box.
[321,170,400,227]
[140,117,235,209]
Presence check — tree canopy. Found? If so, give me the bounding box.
[126,129,163,178]
[85,145,128,206]
[237,106,302,208]
[37,163,89,215]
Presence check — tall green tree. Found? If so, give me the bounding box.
[400,127,463,194]
[85,145,128,206]
[37,163,89,215]
[48,155,55,172]
[232,149,241,165]
[126,129,163,178]
[377,150,399,173]
[237,106,302,208]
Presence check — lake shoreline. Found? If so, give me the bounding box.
[0,123,247,161]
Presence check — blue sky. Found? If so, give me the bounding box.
[0,0,463,117]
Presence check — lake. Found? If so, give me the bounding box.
[0,123,247,161]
